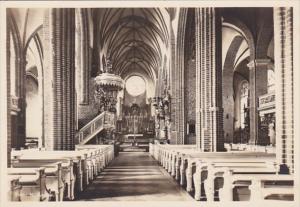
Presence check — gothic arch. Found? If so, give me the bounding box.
[222,16,255,60]
[7,9,27,150]
[222,36,244,143]
[24,26,44,91]
[76,8,91,105]
[7,9,23,98]
[255,9,274,59]
[24,29,44,148]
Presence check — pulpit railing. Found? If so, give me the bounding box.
[76,111,115,145]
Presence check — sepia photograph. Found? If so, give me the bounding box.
[0,1,299,206]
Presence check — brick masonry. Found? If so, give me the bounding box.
[184,59,196,144]
[274,7,294,173]
[43,9,76,150]
[195,8,224,152]
[77,78,99,128]
[247,59,269,145]
[173,8,187,144]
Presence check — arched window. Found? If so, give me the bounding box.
[240,81,249,129]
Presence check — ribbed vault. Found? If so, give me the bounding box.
[93,8,170,80]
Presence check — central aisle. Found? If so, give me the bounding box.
[77,152,194,201]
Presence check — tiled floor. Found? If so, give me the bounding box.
[77,152,194,201]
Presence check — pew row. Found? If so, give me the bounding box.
[191,159,277,201]
[8,145,114,201]
[218,172,294,201]
[157,145,275,185]
[8,168,52,201]
[150,143,294,202]
[11,155,78,200]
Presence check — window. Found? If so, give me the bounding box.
[240,81,249,129]
[125,76,146,96]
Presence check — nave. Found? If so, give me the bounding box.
[78,152,193,201]
[3,5,297,205]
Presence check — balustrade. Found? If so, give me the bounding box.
[76,112,115,145]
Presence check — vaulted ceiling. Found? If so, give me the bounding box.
[92,8,170,80]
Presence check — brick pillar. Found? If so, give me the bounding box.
[17,96,26,150]
[247,59,270,145]
[17,57,26,151]
[175,8,188,144]
[195,8,224,151]
[274,7,294,173]
[43,9,76,150]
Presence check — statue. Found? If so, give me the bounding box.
[269,122,276,146]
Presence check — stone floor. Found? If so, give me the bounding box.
[77,152,194,201]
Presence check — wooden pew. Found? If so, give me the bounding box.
[155,147,277,199]
[76,145,114,178]
[193,161,277,201]
[156,145,196,169]
[7,168,51,201]
[10,145,114,201]
[10,161,66,201]
[11,156,75,200]
[167,150,275,188]
[75,145,114,170]
[152,144,293,202]
[188,153,274,182]
[12,153,79,200]
[12,145,113,196]
[218,170,294,201]
[7,175,22,201]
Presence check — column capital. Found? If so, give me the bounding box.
[247,58,272,69]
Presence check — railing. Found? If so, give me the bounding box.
[258,92,275,109]
[75,111,116,145]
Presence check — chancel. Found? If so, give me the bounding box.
[3,5,297,204]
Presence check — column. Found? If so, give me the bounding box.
[170,22,177,144]
[195,8,224,151]
[174,8,188,144]
[7,11,26,151]
[247,59,270,145]
[274,7,294,173]
[43,9,76,150]
[75,8,90,105]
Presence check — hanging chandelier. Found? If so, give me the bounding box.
[94,58,124,113]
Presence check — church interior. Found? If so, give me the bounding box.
[3,6,297,203]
